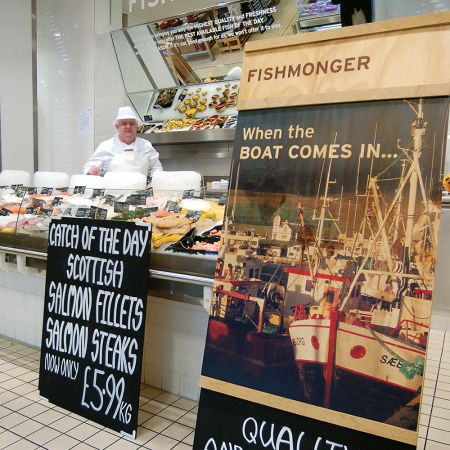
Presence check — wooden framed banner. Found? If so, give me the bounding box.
[238,12,450,110]
[197,12,450,448]
[38,218,151,438]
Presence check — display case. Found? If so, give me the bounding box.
[0,179,225,267]
[129,79,240,129]
[296,0,341,31]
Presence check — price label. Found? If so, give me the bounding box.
[90,207,108,220]
[52,197,63,206]
[38,208,53,217]
[73,186,86,194]
[137,188,153,197]
[0,208,12,216]
[128,195,139,206]
[104,195,115,206]
[219,194,227,206]
[164,201,181,213]
[92,189,105,198]
[185,210,203,221]
[75,207,91,218]
[182,189,195,199]
[25,207,39,215]
[40,187,53,195]
[114,202,129,214]
[27,187,38,195]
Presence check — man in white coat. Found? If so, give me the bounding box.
[83,106,163,178]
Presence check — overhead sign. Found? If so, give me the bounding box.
[238,12,450,109]
[125,0,235,23]
[38,217,151,438]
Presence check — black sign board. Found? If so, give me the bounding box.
[193,390,415,450]
[38,217,151,437]
[73,186,86,194]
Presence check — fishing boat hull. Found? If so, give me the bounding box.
[289,319,425,421]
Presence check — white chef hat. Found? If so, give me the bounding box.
[224,66,242,80]
[113,106,142,126]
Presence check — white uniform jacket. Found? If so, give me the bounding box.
[83,136,163,178]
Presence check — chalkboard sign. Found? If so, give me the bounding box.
[38,217,151,438]
[193,390,415,450]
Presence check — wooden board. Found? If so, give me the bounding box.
[238,12,450,110]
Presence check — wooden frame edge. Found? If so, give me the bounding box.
[199,376,418,446]
[244,11,450,53]
[237,84,450,111]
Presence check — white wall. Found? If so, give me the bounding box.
[36,0,129,176]
[0,0,35,174]
[374,0,450,21]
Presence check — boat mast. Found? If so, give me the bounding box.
[404,99,426,272]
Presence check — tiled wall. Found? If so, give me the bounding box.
[0,270,46,348]
[144,297,210,401]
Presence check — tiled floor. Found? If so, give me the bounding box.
[0,336,197,450]
[2,329,450,449]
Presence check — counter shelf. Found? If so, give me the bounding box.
[131,80,240,126]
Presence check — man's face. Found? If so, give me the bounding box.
[116,118,138,144]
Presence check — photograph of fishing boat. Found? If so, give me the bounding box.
[201,96,449,430]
